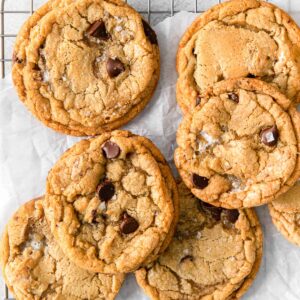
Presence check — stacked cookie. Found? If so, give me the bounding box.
[0,131,179,299]
[12,0,159,136]
[173,0,300,249]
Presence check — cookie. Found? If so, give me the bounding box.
[136,181,263,300]
[269,182,300,246]
[44,130,177,273]
[12,0,159,136]
[174,78,300,208]
[176,0,300,113]
[0,198,124,300]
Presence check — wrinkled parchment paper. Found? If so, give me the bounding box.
[1,11,300,300]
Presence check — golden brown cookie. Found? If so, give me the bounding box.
[44,130,177,274]
[135,182,263,300]
[269,182,300,246]
[12,0,159,136]
[174,78,300,208]
[0,198,124,300]
[176,0,300,113]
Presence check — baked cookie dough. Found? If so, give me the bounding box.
[12,0,159,136]
[44,130,177,273]
[0,198,124,300]
[176,0,300,113]
[269,182,300,246]
[136,182,263,300]
[174,78,300,208]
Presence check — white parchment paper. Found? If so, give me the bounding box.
[1,11,300,300]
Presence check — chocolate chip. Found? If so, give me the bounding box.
[180,255,194,263]
[33,64,41,71]
[260,125,279,147]
[106,58,125,78]
[142,20,158,45]
[221,209,239,229]
[97,180,115,202]
[120,212,139,234]
[192,174,209,189]
[196,96,201,106]
[247,73,256,78]
[12,52,23,64]
[87,20,110,40]
[200,201,222,221]
[102,141,120,159]
[228,93,239,103]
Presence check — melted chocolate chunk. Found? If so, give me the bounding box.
[260,126,279,147]
[87,20,110,40]
[228,93,239,103]
[142,20,158,44]
[120,212,139,234]
[106,58,125,78]
[192,174,209,189]
[221,209,240,229]
[97,180,115,202]
[102,141,120,159]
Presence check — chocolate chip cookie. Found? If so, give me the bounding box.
[174,78,300,208]
[0,198,124,300]
[269,182,300,247]
[176,0,300,113]
[135,181,263,300]
[12,0,159,136]
[44,130,177,273]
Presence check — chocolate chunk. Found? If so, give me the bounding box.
[102,141,120,159]
[221,209,239,229]
[33,64,41,71]
[200,201,222,221]
[260,125,279,147]
[180,255,194,263]
[12,52,23,64]
[192,174,209,189]
[106,58,125,78]
[247,73,256,78]
[97,180,115,202]
[120,212,139,234]
[142,20,158,45]
[228,93,239,103]
[196,96,201,106]
[87,20,110,40]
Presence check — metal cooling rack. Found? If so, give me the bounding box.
[0,0,280,299]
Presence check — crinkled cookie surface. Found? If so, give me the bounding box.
[0,198,124,300]
[269,182,300,246]
[44,131,176,273]
[177,0,300,113]
[12,0,159,136]
[175,78,300,208]
[135,182,263,300]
